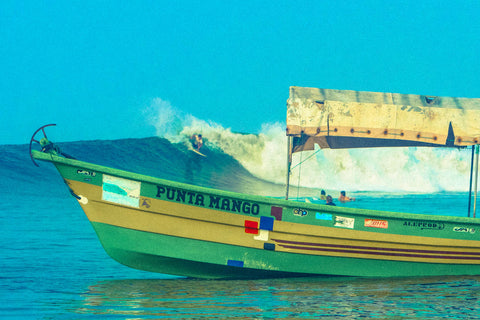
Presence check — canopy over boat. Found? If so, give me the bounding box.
[287,86,480,152]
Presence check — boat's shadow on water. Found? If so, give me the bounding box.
[73,275,480,318]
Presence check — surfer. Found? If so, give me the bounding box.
[191,134,203,151]
[320,190,327,201]
[339,191,355,203]
[325,195,336,206]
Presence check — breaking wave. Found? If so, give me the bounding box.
[145,98,474,194]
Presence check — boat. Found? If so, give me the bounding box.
[30,87,480,279]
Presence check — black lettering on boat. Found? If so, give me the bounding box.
[195,194,205,206]
[176,189,186,203]
[209,196,221,209]
[242,202,250,213]
[154,184,260,215]
[166,188,175,200]
[156,186,166,198]
[221,198,230,211]
[232,199,242,212]
[403,220,445,230]
[251,203,260,215]
[187,192,195,204]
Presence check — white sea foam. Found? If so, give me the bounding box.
[146,98,474,193]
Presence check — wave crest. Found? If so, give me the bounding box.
[146,98,473,193]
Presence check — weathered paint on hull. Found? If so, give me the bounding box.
[32,150,480,278]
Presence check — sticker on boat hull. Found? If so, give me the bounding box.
[227,260,244,268]
[102,175,140,208]
[316,212,333,221]
[334,216,355,229]
[244,220,259,234]
[140,198,151,208]
[254,230,269,241]
[453,227,476,234]
[271,206,283,221]
[364,219,388,229]
[293,208,308,217]
[77,169,96,177]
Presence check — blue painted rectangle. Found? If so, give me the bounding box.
[264,243,275,251]
[227,260,244,268]
[316,212,333,221]
[260,216,274,231]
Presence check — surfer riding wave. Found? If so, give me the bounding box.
[191,134,203,151]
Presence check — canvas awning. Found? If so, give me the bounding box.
[287,86,480,152]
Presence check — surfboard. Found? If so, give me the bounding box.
[191,149,206,157]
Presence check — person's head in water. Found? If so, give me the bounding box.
[339,190,355,202]
[326,195,335,205]
[320,189,327,200]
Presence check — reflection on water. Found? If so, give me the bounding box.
[75,276,480,319]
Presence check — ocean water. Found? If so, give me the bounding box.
[2,127,480,318]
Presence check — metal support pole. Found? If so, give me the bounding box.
[468,145,475,217]
[285,136,292,200]
[474,145,479,218]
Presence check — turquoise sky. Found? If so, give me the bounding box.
[2,0,480,144]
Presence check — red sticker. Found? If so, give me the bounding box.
[364,219,388,229]
[244,220,259,234]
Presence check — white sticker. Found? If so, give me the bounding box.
[334,216,355,229]
[254,230,269,241]
[102,175,140,208]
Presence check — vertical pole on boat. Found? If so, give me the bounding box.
[285,136,292,200]
[468,145,474,218]
[474,145,479,218]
